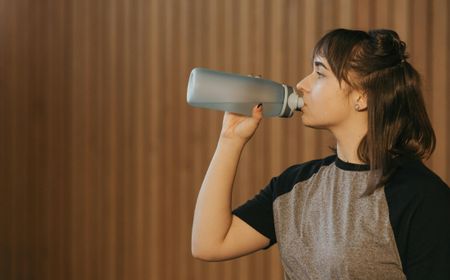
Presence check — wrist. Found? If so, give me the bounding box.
[217,136,247,151]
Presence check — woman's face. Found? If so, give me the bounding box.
[296,56,356,131]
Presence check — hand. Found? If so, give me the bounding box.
[220,104,263,145]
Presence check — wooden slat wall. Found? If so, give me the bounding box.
[1,0,449,279]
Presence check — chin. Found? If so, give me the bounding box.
[301,115,314,127]
[301,118,328,130]
[301,119,316,129]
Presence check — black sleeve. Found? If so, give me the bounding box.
[232,176,278,249]
[403,185,450,280]
[385,159,450,280]
[231,158,332,250]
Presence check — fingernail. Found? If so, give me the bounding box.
[257,103,262,108]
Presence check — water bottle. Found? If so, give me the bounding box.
[186,68,304,117]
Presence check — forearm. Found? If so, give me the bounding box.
[191,137,245,255]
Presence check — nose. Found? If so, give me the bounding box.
[296,74,312,94]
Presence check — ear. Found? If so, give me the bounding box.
[353,91,367,111]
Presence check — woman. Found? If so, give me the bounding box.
[191,29,450,279]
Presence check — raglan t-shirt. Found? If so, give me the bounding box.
[232,155,450,280]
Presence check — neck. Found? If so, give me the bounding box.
[332,124,367,165]
[336,139,365,164]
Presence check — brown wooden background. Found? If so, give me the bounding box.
[1,0,449,279]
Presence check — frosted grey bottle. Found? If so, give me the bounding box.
[186,68,304,117]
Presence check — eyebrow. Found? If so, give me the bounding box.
[314,61,329,70]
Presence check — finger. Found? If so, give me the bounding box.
[247,74,262,78]
[252,103,263,121]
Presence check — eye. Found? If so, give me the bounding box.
[316,71,324,78]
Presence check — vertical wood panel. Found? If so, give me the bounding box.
[355,0,372,29]
[0,0,10,278]
[178,0,193,278]
[431,0,448,180]
[392,0,411,43]
[338,0,354,28]
[1,1,449,280]
[448,0,450,182]
[0,1,8,278]
[374,0,390,27]
[135,1,145,278]
[105,1,119,278]
[69,0,81,279]
[163,0,175,278]
[148,0,160,278]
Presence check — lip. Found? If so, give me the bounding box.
[300,104,306,113]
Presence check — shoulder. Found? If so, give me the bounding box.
[385,156,450,243]
[386,157,450,205]
[272,154,337,198]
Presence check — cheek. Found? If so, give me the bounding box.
[310,83,348,117]
[310,82,333,108]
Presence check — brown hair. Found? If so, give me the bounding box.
[313,28,436,195]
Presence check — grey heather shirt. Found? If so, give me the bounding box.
[232,155,450,280]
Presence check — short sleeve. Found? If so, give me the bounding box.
[384,157,450,279]
[232,177,278,249]
[404,186,450,280]
[231,159,330,250]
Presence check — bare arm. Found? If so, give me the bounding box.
[191,105,270,261]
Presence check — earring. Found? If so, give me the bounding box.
[354,104,360,111]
